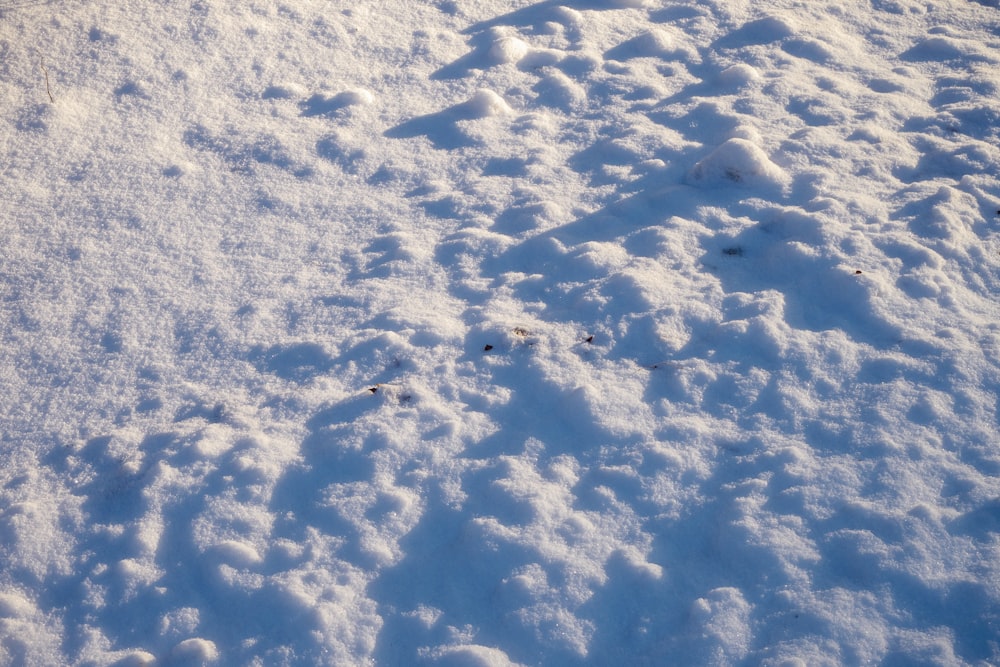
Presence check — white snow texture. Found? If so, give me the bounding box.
[1,0,999,665]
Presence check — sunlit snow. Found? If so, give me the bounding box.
[1,1,999,665]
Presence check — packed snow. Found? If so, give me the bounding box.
[1,0,999,665]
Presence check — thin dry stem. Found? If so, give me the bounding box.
[41,63,54,103]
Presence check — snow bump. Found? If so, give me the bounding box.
[466,89,514,118]
[904,35,999,62]
[489,35,531,65]
[170,637,219,663]
[0,592,33,618]
[606,28,686,60]
[718,64,762,88]
[423,644,525,666]
[300,88,374,116]
[207,540,263,568]
[687,138,788,188]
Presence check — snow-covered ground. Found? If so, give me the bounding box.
[2,0,999,664]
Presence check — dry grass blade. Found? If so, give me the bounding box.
[41,63,54,102]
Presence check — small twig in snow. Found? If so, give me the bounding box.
[41,63,54,103]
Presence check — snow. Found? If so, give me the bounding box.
[1,0,999,665]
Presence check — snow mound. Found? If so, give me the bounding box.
[465,89,514,118]
[489,36,530,64]
[170,637,219,662]
[335,88,375,107]
[262,83,307,100]
[629,28,676,55]
[718,63,762,88]
[687,138,788,188]
[0,591,33,618]
[424,644,526,666]
[605,28,687,60]
[904,35,999,62]
[113,651,157,667]
[720,16,797,47]
[300,89,374,116]
[534,69,587,110]
[206,540,262,567]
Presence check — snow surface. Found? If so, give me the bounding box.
[1,0,1000,665]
